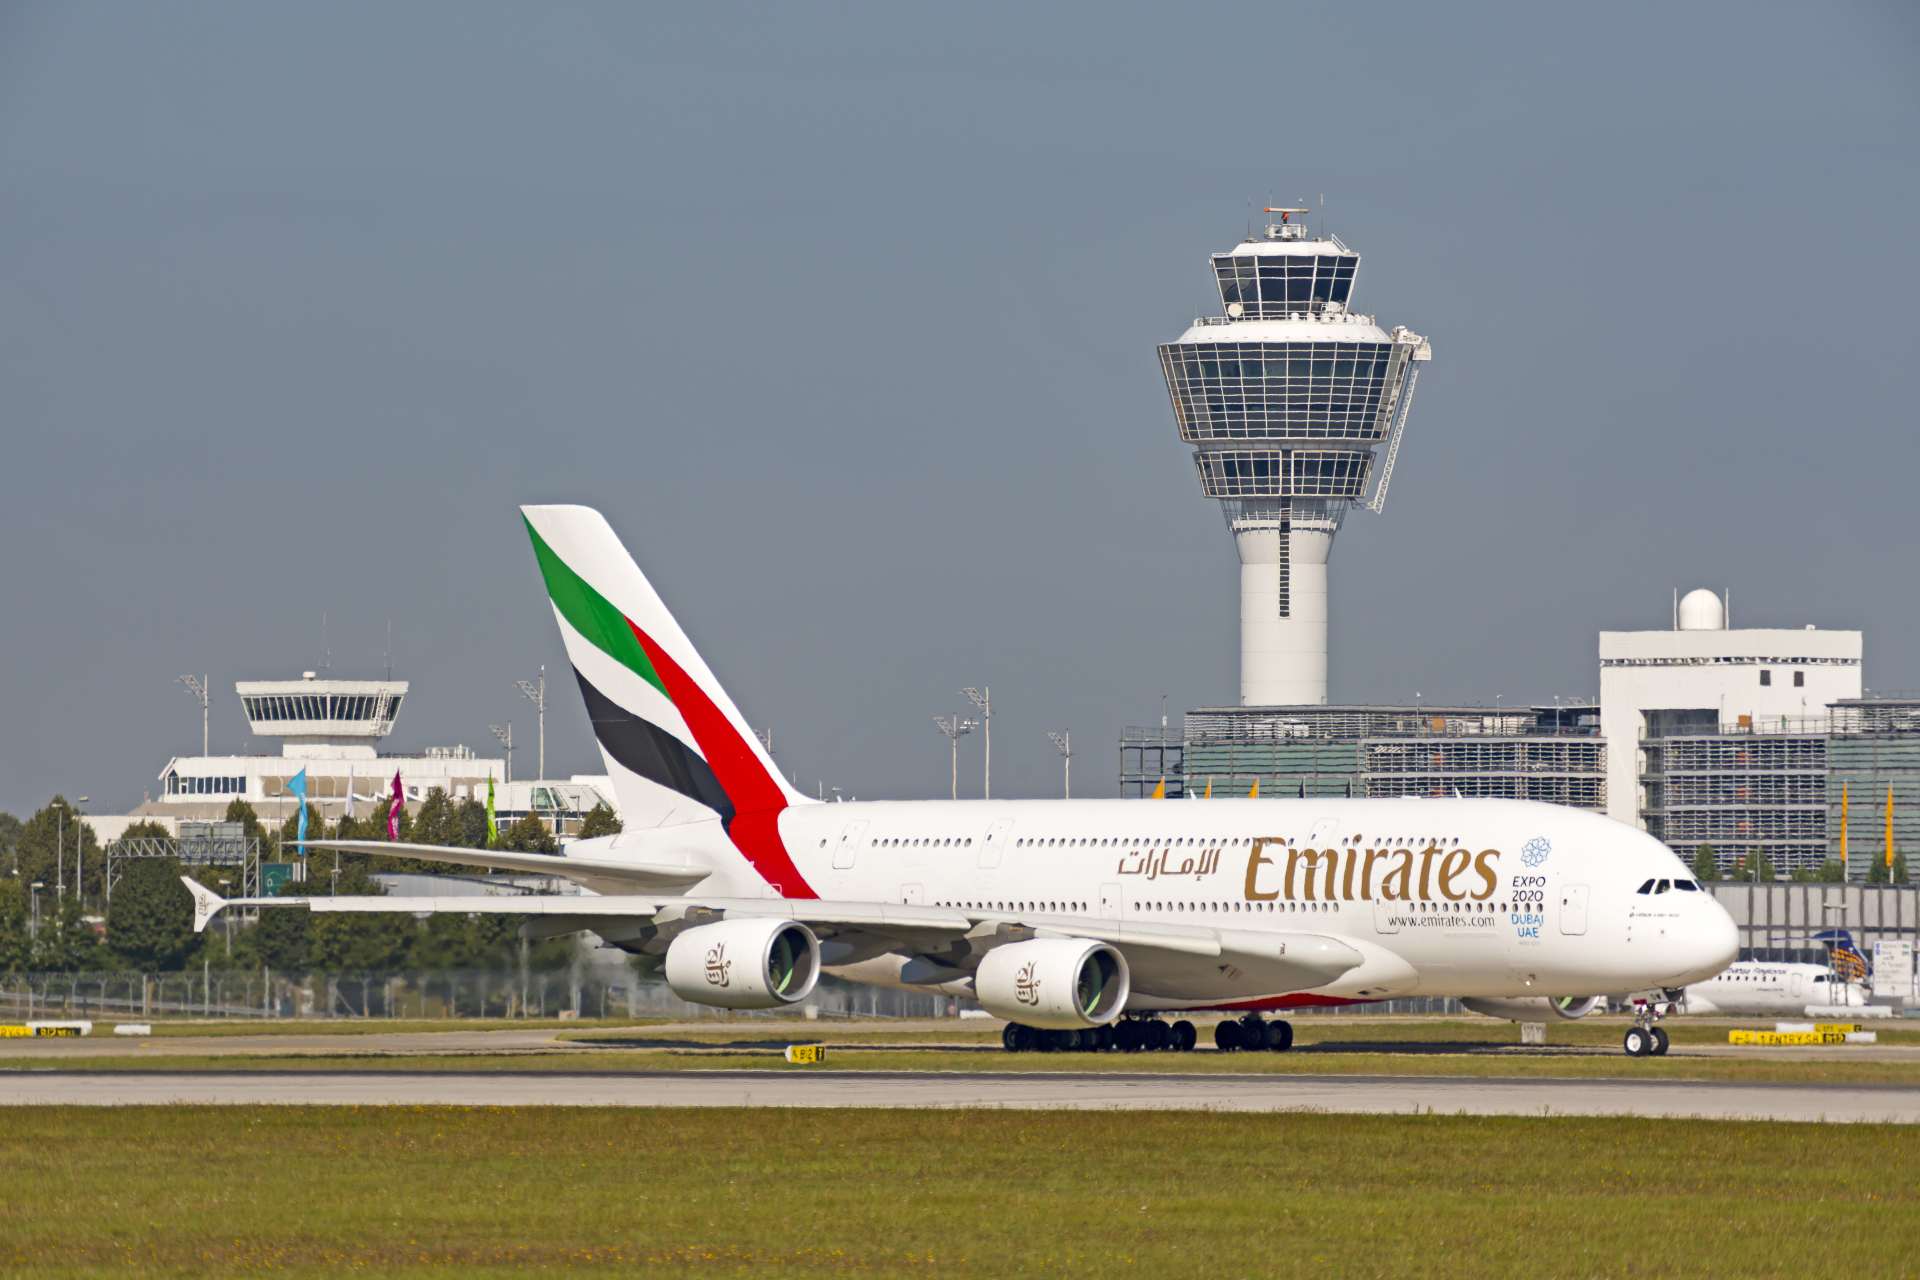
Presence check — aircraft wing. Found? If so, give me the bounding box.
[295,839,710,894]
[184,879,1361,993]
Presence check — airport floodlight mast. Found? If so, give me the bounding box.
[1048,731,1073,798]
[961,686,992,798]
[515,666,547,780]
[933,715,976,801]
[1158,205,1432,705]
[488,723,514,783]
[177,674,209,755]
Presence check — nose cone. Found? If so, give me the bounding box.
[1673,898,1739,985]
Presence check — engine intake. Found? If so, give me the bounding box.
[1461,995,1601,1023]
[975,938,1130,1029]
[664,919,821,1010]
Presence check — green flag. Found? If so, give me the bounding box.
[486,776,499,847]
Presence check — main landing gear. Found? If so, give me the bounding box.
[1622,995,1674,1058]
[1001,1017,1198,1053]
[1213,1013,1294,1053]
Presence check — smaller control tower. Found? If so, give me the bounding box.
[1158,209,1431,705]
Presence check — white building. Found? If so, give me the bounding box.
[146,673,506,822]
[1598,589,1863,831]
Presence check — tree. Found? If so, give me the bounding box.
[224,797,273,856]
[0,879,31,974]
[106,859,200,971]
[13,797,103,902]
[34,893,104,972]
[1691,845,1720,883]
[305,864,410,972]
[409,788,455,847]
[500,814,557,855]
[250,876,311,973]
[1734,850,1777,882]
[0,811,22,873]
[1793,859,1847,883]
[1868,853,1911,885]
[452,797,489,849]
[576,802,622,840]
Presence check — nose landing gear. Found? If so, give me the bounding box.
[1622,995,1675,1057]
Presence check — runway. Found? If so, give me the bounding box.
[7,1069,1916,1123]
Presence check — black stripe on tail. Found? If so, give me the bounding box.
[572,668,734,820]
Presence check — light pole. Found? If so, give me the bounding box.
[30,882,44,940]
[489,723,515,784]
[72,796,89,905]
[1048,731,1073,799]
[933,716,976,801]
[178,674,210,755]
[219,877,235,953]
[962,687,992,799]
[516,667,547,781]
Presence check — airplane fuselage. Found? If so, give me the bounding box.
[587,795,1737,1010]
[1681,962,1868,1017]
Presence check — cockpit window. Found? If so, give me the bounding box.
[1673,879,1699,891]
[1655,879,1671,894]
[1636,879,1655,895]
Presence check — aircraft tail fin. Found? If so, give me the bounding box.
[520,505,811,833]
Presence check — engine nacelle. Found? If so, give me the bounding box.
[664,919,821,1010]
[1461,995,1601,1023]
[975,938,1130,1029]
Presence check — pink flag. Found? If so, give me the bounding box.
[387,770,404,840]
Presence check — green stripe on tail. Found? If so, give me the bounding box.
[524,516,668,698]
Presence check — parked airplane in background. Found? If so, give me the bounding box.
[185,505,1738,1057]
[1679,930,1873,1016]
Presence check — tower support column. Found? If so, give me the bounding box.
[1235,520,1331,706]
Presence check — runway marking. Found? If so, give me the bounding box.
[6,1070,1916,1123]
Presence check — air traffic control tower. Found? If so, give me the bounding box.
[1158,210,1431,705]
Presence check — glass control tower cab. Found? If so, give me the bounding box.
[1157,210,1432,706]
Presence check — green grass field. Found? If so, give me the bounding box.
[0,1107,1912,1277]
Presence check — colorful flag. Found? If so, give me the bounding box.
[344,764,355,820]
[387,770,404,840]
[486,775,499,846]
[288,768,309,857]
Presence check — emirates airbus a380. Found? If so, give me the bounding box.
[186,505,1737,1058]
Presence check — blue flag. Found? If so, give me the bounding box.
[288,768,309,857]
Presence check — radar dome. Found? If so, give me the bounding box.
[1677,588,1726,631]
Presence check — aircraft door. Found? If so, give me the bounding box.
[980,819,1012,869]
[1789,971,1806,1000]
[1099,883,1122,919]
[1373,895,1399,934]
[833,820,868,870]
[1559,883,1590,936]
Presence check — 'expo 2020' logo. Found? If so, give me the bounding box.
[1521,837,1553,868]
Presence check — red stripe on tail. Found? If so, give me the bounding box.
[627,620,817,899]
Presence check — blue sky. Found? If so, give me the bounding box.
[2,3,1916,811]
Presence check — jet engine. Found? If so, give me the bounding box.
[974,939,1129,1029]
[1461,995,1602,1023]
[664,919,821,1010]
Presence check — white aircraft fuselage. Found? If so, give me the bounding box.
[1681,962,1868,1017]
[577,795,1738,1010]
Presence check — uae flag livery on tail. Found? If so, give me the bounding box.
[521,505,817,897]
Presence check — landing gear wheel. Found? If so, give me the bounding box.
[1171,1020,1198,1053]
[1115,1020,1143,1053]
[1623,1027,1650,1057]
[1145,1019,1171,1051]
[1265,1019,1295,1052]
[1002,1024,1023,1053]
[1649,1026,1670,1056]
[1093,1024,1115,1053]
[1214,1020,1243,1052]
